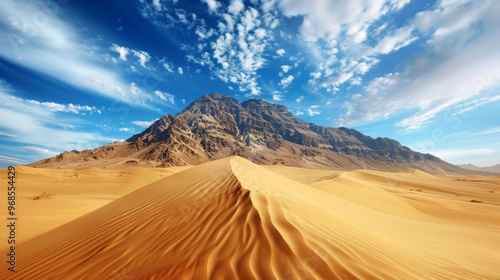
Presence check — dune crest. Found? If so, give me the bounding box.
[1,157,498,279]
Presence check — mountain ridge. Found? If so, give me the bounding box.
[31,93,471,174]
[457,163,500,174]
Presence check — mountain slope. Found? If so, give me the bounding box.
[31,93,468,174]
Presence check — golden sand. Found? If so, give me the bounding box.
[1,157,498,279]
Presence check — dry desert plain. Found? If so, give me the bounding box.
[1,156,499,279]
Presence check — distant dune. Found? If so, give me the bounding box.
[1,157,499,279]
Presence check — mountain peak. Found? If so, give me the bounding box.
[201,92,233,100]
[31,93,468,174]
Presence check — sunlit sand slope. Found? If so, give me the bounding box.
[0,166,189,250]
[1,157,499,279]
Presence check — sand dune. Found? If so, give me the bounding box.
[1,157,499,279]
[0,166,189,250]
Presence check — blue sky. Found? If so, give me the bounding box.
[1,0,499,168]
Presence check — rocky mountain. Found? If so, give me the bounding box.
[457,163,500,174]
[31,93,470,174]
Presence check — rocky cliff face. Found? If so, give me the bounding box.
[31,93,469,174]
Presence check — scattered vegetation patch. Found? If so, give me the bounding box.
[33,192,57,200]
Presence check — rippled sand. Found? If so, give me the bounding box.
[1,157,499,279]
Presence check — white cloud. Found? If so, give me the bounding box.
[178,67,184,75]
[139,0,195,30]
[306,105,321,116]
[228,0,244,15]
[23,146,58,156]
[278,1,378,41]
[0,91,112,159]
[0,155,25,164]
[0,1,151,107]
[132,120,157,128]
[326,72,353,87]
[296,111,304,116]
[296,96,304,103]
[26,100,100,115]
[130,82,144,97]
[154,90,175,105]
[201,0,221,13]
[131,50,151,67]
[277,1,415,90]
[281,65,291,73]
[310,72,321,80]
[414,1,490,46]
[272,91,283,101]
[188,5,276,96]
[0,132,17,138]
[161,60,175,73]
[279,75,294,88]
[0,81,100,116]
[334,1,500,131]
[469,127,500,137]
[111,44,129,61]
[255,28,267,39]
[119,127,132,132]
[143,1,279,96]
[276,48,286,56]
[153,0,162,11]
[451,94,500,117]
[373,25,417,54]
[389,0,411,11]
[432,148,496,160]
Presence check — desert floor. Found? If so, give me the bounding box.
[1,157,499,279]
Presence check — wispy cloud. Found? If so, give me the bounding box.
[22,146,58,156]
[0,90,111,157]
[131,50,151,68]
[0,132,18,138]
[432,148,496,160]
[272,91,283,101]
[26,100,101,115]
[111,44,129,61]
[0,155,25,165]
[0,1,152,107]
[332,0,500,131]
[469,127,500,137]
[132,119,157,128]
[201,0,221,13]
[306,105,321,116]
[142,0,280,96]
[154,90,175,105]
[278,0,412,92]
[279,75,294,88]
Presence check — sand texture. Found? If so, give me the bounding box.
[1,157,499,279]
